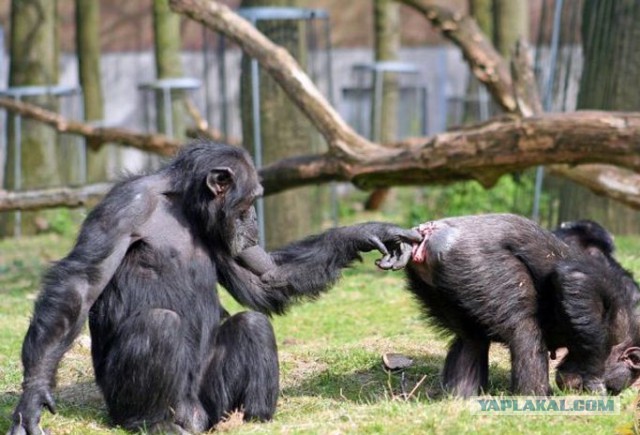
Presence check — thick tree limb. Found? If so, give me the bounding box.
[0,183,113,212]
[261,111,640,193]
[398,0,517,113]
[168,0,382,160]
[0,96,181,156]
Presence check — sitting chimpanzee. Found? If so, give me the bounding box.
[392,214,640,397]
[8,141,420,434]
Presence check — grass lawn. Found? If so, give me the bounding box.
[1,215,639,434]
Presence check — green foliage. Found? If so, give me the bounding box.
[337,172,551,230]
[406,171,548,227]
[48,208,86,237]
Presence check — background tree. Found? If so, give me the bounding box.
[240,0,321,249]
[364,0,401,211]
[152,0,187,144]
[1,0,61,236]
[76,0,112,183]
[492,0,528,60]
[551,0,640,234]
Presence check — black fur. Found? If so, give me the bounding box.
[553,219,640,306]
[9,141,420,434]
[406,213,640,397]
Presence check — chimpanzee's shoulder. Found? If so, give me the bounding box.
[88,174,170,228]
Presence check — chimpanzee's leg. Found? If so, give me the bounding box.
[509,319,551,395]
[93,308,206,433]
[200,311,279,425]
[442,336,490,397]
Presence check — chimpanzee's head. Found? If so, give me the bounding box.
[167,141,263,254]
[603,341,640,394]
[556,341,640,394]
[553,219,615,259]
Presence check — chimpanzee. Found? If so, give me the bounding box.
[8,141,420,435]
[390,213,640,397]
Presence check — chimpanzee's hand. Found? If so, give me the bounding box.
[346,222,422,270]
[8,387,56,435]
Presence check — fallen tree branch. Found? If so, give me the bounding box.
[0,96,181,156]
[0,183,113,212]
[168,0,382,160]
[261,111,640,193]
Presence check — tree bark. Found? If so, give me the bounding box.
[493,0,529,60]
[76,0,115,184]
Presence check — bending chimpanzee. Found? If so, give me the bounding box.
[9,141,420,435]
[391,213,640,397]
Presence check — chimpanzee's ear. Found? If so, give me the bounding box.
[206,167,234,197]
[622,347,640,370]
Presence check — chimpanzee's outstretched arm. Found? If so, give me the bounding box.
[9,181,155,435]
[216,222,421,315]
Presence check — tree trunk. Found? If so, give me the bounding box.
[2,0,60,236]
[554,0,640,234]
[240,0,321,250]
[76,0,113,183]
[470,0,493,40]
[152,0,187,144]
[493,0,529,59]
[365,0,400,211]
